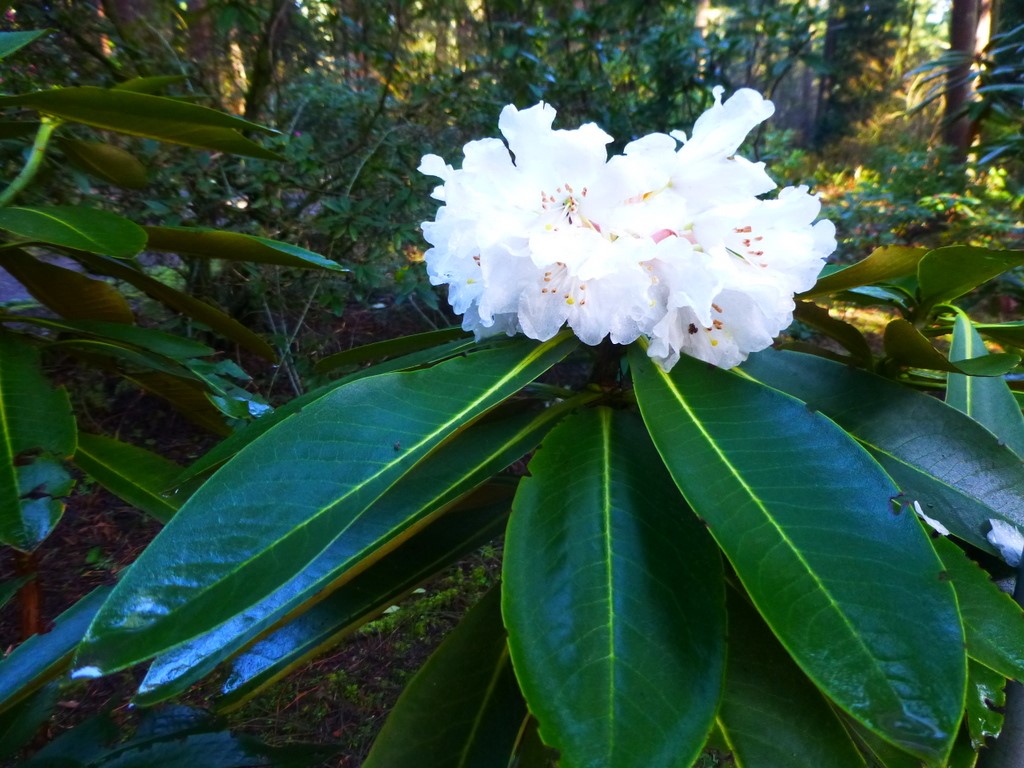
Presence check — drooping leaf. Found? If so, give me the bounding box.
[917,246,1024,315]
[143,227,345,272]
[112,75,188,94]
[741,349,1024,556]
[214,489,512,711]
[0,316,215,360]
[503,407,726,768]
[364,588,525,768]
[800,246,927,298]
[0,587,109,714]
[884,319,1019,375]
[717,589,865,768]
[137,397,575,705]
[975,321,1024,349]
[0,251,134,323]
[57,138,148,189]
[126,372,232,436]
[0,206,146,258]
[0,333,77,552]
[0,30,49,60]
[792,300,874,367]
[315,327,470,373]
[632,348,965,763]
[965,661,1006,751]
[76,336,576,675]
[948,314,1024,457]
[0,87,282,160]
[73,434,182,523]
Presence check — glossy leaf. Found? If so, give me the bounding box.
[0,30,48,60]
[948,314,1024,457]
[975,321,1024,349]
[57,138,148,189]
[73,434,182,523]
[844,719,923,768]
[0,206,146,258]
[966,661,1006,750]
[884,319,1019,375]
[0,587,109,713]
[933,537,1024,681]
[0,251,134,323]
[137,398,573,704]
[717,589,865,768]
[0,333,76,552]
[364,588,524,768]
[143,227,345,272]
[77,336,576,675]
[742,349,1024,556]
[503,407,725,768]
[800,246,926,298]
[632,348,965,763]
[792,300,873,367]
[0,87,282,160]
[215,489,512,711]
[917,246,1024,315]
[315,327,470,373]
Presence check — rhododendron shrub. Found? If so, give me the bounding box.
[41,90,1024,768]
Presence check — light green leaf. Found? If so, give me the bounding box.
[632,348,965,763]
[0,333,76,552]
[717,589,865,768]
[503,407,725,768]
[57,138,148,189]
[948,314,1024,457]
[76,336,576,675]
[143,227,345,272]
[801,246,927,298]
[0,206,146,258]
[0,30,49,61]
[917,245,1024,315]
[741,349,1024,556]
[73,434,182,523]
[364,588,525,768]
[0,87,282,160]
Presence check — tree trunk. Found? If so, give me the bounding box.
[944,0,981,162]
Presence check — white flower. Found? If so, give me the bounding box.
[419,89,836,370]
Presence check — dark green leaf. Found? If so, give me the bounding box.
[0,251,134,323]
[0,682,58,760]
[792,300,874,367]
[112,75,188,94]
[966,661,1006,751]
[741,349,1024,556]
[0,206,145,258]
[633,348,965,763]
[315,327,470,373]
[0,576,29,610]
[0,87,282,160]
[975,321,1024,349]
[0,316,214,360]
[884,319,1019,375]
[0,30,49,60]
[0,588,109,713]
[214,490,511,711]
[143,227,345,272]
[0,332,76,551]
[0,121,40,140]
[917,246,1024,315]
[717,589,864,768]
[73,434,182,523]
[77,336,576,675]
[948,315,1024,457]
[57,139,148,189]
[503,407,725,768]
[800,246,927,298]
[364,588,524,768]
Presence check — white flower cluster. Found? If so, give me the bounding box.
[419,88,836,370]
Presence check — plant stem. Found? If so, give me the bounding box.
[0,117,60,208]
[14,551,41,640]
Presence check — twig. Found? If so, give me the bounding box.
[0,118,60,208]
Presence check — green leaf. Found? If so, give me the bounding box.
[0,316,214,360]
[364,588,525,768]
[315,327,470,373]
[917,246,1024,315]
[948,314,1024,457]
[71,252,275,360]
[215,490,511,711]
[800,246,927,298]
[137,399,572,705]
[0,206,146,258]
[0,333,76,551]
[717,589,865,768]
[0,588,109,714]
[933,537,1024,681]
[143,227,345,272]
[0,576,29,610]
[632,348,965,763]
[112,75,188,94]
[792,300,874,367]
[0,30,49,60]
[0,250,134,323]
[0,121,39,140]
[884,319,1019,375]
[741,349,1024,556]
[975,321,1024,349]
[0,87,282,160]
[57,138,148,189]
[965,661,1005,750]
[0,682,57,760]
[76,336,576,675]
[503,407,725,768]
[73,434,182,523]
